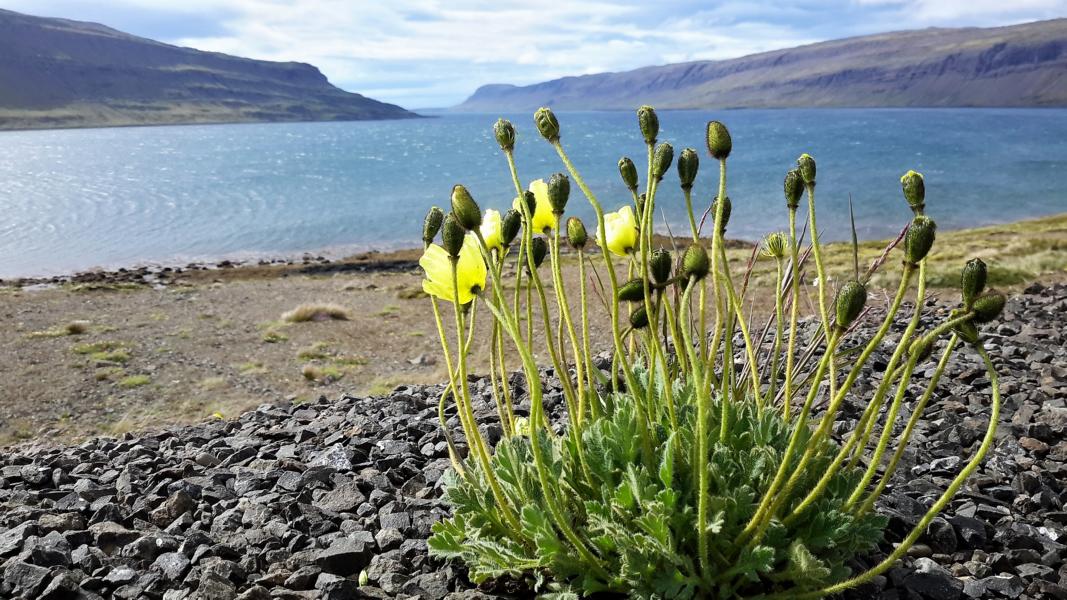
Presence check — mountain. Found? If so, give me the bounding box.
[456,19,1067,111]
[0,9,416,130]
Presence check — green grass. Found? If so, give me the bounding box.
[261,330,289,343]
[117,374,151,389]
[297,342,332,360]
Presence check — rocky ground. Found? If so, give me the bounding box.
[0,282,1064,599]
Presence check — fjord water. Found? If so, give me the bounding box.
[1,109,1065,279]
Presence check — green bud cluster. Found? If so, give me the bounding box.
[900,170,925,215]
[961,258,987,309]
[784,169,803,210]
[834,280,868,331]
[440,213,465,258]
[712,195,732,234]
[502,209,522,247]
[650,249,673,284]
[796,153,816,185]
[903,215,936,265]
[547,173,570,214]
[529,237,547,269]
[618,278,646,302]
[682,243,709,280]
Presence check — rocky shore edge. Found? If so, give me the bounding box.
[0,282,1064,600]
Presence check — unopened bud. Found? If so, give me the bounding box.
[422,206,444,246]
[762,232,787,259]
[834,280,867,330]
[651,249,672,284]
[534,107,560,143]
[961,258,987,309]
[529,237,548,269]
[493,118,516,152]
[901,170,925,215]
[904,215,936,265]
[706,120,732,160]
[682,244,710,280]
[784,169,804,210]
[796,153,816,185]
[637,105,659,145]
[619,157,639,192]
[547,172,570,214]
[618,278,646,302]
[712,195,732,234]
[567,216,587,249]
[677,148,699,190]
[518,190,536,218]
[450,185,481,230]
[652,142,674,181]
[972,290,1006,323]
[441,214,465,258]
[501,209,522,247]
[629,305,649,329]
[952,309,981,345]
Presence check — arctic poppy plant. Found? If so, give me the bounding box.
[419,233,486,304]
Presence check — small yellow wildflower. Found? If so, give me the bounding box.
[596,205,638,256]
[481,209,503,251]
[420,233,487,304]
[515,179,558,233]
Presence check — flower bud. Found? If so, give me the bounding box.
[652,142,674,182]
[961,258,987,309]
[547,172,570,214]
[952,309,980,345]
[422,206,444,246]
[567,216,587,249]
[651,248,672,284]
[517,190,536,218]
[784,169,803,210]
[834,280,867,330]
[712,195,732,234]
[706,120,732,160]
[637,105,658,145]
[530,236,548,269]
[441,213,465,258]
[493,118,516,152]
[618,157,639,192]
[534,107,560,143]
[677,148,699,190]
[796,153,816,185]
[971,290,1006,323]
[903,215,936,265]
[682,243,710,280]
[618,278,646,302]
[900,170,925,215]
[636,193,646,218]
[762,232,787,259]
[629,305,649,329]
[501,209,522,247]
[450,184,481,230]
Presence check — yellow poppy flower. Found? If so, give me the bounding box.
[596,205,638,256]
[481,209,503,251]
[514,179,558,234]
[420,233,487,304]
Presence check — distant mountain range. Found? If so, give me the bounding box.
[456,19,1067,111]
[0,9,416,130]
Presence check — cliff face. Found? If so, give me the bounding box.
[0,9,417,130]
[455,19,1067,111]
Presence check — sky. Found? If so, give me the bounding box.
[3,0,1066,108]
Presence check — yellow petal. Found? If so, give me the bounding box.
[481,209,503,251]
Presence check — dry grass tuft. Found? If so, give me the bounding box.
[301,364,343,382]
[282,303,352,323]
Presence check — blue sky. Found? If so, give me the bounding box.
[4,1,1065,108]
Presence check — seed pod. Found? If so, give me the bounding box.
[652,142,674,182]
[712,195,732,234]
[547,172,570,214]
[677,148,699,190]
[834,280,868,330]
[651,248,673,284]
[762,232,787,259]
[501,209,522,247]
[629,305,649,329]
[450,185,481,230]
[422,206,444,246]
[796,153,816,186]
[682,243,710,280]
[534,107,560,143]
[900,170,925,215]
[493,118,516,152]
[784,169,804,210]
[637,105,659,145]
[618,278,646,302]
[441,214,465,258]
[972,290,1006,323]
[961,258,987,309]
[706,120,732,160]
[904,215,937,265]
[618,157,639,192]
[567,216,587,249]
[529,237,548,269]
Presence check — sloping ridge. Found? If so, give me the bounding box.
[0,8,417,130]
[456,19,1067,111]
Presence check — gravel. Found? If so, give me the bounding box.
[0,281,1064,599]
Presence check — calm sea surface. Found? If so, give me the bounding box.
[1,109,1065,278]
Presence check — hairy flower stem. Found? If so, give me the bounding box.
[783,207,801,419]
[773,344,1001,600]
[683,187,699,241]
[717,241,765,408]
[765,258,786,404]
[709,157,732,437]
[805,183,832,346]
[428,297,466,479]
[550,225,587,426]
[577,250,599,419]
